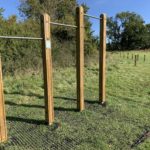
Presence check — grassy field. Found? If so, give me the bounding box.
[0,51,150,150]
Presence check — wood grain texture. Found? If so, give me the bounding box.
[99,14,107,104]
[76,6,84,111]
[42,14,54,125]
[0,57,7,143]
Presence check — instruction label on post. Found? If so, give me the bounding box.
[46,40,51,49]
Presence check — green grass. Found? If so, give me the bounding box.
[0,51,150,150]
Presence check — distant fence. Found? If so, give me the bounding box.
[119,51,147,66]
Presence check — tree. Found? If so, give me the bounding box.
[107,11,149,50]
[107,17,122,50]
[19,0,99,59]
[0,8,4,18]
[82,4,99,55]
[143,24,150,49]
[19,0,76,38]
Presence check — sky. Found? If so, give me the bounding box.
[0,0,20,17]
[0,0,150,35]
[78,0,150,35]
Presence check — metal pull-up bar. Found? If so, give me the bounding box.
[50,22,77,28]
[0,36,43,40]
[84,14,101,20]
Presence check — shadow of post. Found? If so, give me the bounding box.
[6,116,46,125]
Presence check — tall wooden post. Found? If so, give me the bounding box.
[99,14,107,105]
[76,6,84,111]
[42,14,54,125]
[0,57,7,143]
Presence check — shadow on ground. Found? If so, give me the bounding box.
[6,116,46,125]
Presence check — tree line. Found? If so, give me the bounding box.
[0,0,98,75]
[107,12,150,50]
[0,0,149,74]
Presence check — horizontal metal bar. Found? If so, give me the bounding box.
[84,14,101,20]
[0,36,43,40]
[50,22,77,28]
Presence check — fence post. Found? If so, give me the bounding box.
[42,14,54,125]
[144,55,146,62]
[127,53,129,59]
[99,14,107,105]
[0,57,7,143]
[123,53,125,58]
[137,54,139,61]
[134,55,137,66]
[76,6,84,111]
[132,54,134,60]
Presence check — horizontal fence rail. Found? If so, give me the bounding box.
[50,22,77,28]
[0,36,43,40]
[84,14,101,20]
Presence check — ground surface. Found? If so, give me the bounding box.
[0,51,150,150]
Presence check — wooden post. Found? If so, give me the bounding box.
[42,14,54,125]
[132,54,134,60]
[0,57,7,143]
[144,55,146,62]
[99,14,107,105]
[137,54,139,61]
[127,53,129,59]
[76,6,84,111]
[123,53,125,58]
[134,55,137,66]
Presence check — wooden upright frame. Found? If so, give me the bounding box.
[99,14,107,105]
[76,6,84,111]
[42,14,54,125]
[0,57,7,143]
